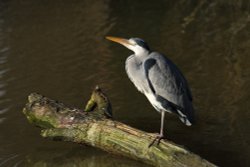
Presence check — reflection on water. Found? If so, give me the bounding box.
[22,146,150,167]
[0,3,9,131]
[0,0,250,166]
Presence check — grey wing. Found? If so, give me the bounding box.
[144,53,193,115]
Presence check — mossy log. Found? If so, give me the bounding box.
[22,86,216,167]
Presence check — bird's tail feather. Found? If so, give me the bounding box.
[177,101,195,126]
[179,116,192,126]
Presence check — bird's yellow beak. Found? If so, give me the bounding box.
[105,36,133,46]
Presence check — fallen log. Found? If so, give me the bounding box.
[22,86,216,167]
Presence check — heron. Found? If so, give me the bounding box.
[106,36,195,147]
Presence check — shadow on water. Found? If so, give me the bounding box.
[22,146,151,167]
[0,0,250,166]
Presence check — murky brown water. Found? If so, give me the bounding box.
[0,0,250,166]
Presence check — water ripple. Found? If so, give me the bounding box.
[0,154,19,167]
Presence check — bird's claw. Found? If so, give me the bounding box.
[148,134,166,148]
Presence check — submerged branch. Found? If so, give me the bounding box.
[22,86,216,167]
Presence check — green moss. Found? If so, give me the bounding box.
[23,108,58,128]
[84,99,96,112]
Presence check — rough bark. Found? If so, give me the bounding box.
[22,86,216,167]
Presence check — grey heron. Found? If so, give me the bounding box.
[106,36,195,147]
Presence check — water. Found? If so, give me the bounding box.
[0,0,250,166]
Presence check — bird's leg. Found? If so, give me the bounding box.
[160,110,165,136]
[148,111,166,148]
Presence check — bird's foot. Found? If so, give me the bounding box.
[148,134,166,148]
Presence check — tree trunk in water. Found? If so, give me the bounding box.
[22,86,216,167]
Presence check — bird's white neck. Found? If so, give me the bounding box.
[125,44,149,56]
[134,48,150,56]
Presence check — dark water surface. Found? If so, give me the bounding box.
[0,0,250,166]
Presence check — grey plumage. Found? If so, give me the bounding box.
[126,51,194,125]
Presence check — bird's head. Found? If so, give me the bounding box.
[106,36,150,55]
